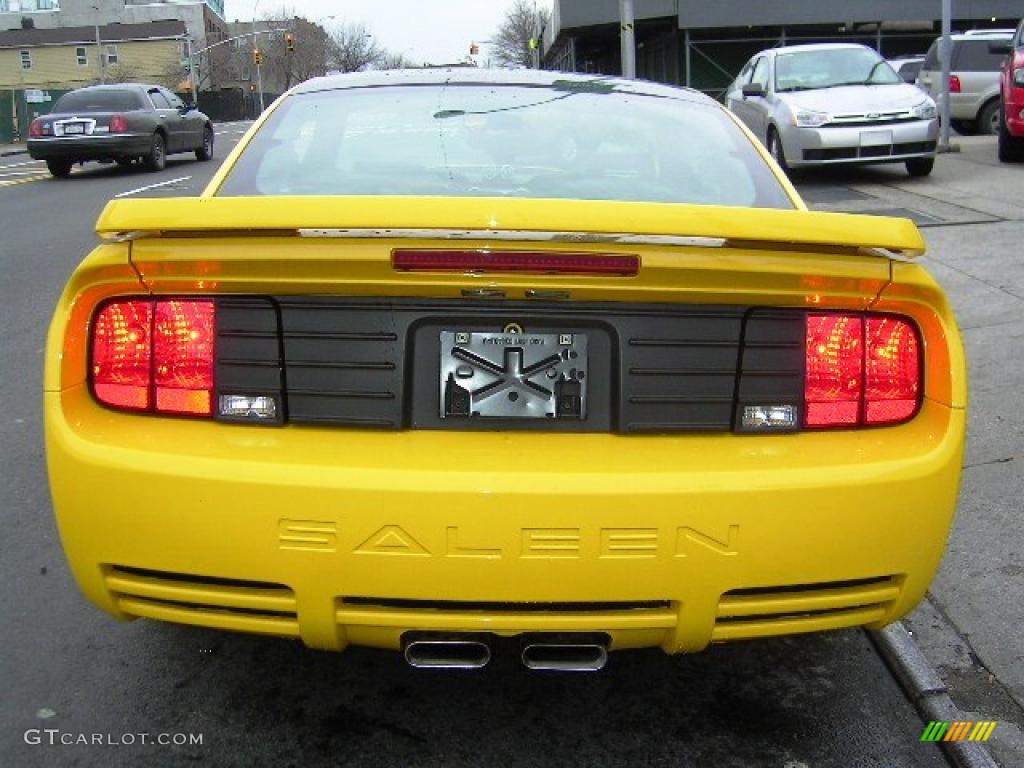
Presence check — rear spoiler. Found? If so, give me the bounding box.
[95,196,925,258]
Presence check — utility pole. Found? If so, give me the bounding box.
[938,0,953,151]
[184,37,197,102]
[92,5,104,84]
[619,0,636,79]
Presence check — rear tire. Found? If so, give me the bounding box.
[905,157,934,177]
[46,159,72,178]
[997,106,1024,163]
[195,125,214,161]
[144,133,166,172]
[977,100,1000,136]
[767,127,789,174]
[951,119,975,136]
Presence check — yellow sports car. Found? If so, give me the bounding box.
[45,70,966,671]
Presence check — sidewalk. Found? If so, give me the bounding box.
[897,136,1024,766]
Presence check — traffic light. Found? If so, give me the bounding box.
[285,32,295,53]
[469,42,479,56]
[253,48,263,65]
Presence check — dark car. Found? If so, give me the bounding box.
[27,83,214,178]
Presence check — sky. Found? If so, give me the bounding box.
[228,0,551,66]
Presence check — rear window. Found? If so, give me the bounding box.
[53,89,143,112]
[217,82,793,209]
[923,41,940,69]
[954,39,1010,71]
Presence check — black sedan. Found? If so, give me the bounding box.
[27,83,214,178]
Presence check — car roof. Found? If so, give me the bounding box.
[769,43,875,56]
[290,67,715,106]
[949,30,1014,40]
[62,83,160,93]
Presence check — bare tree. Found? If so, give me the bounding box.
[491,0,549,68]
[377,50,411,70]
[327,22,384,73]
[262,18,331,90]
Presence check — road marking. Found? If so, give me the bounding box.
[0,174,48,187]
[114,175,192,198]
[0,159,43,170]
[0,170,46,178]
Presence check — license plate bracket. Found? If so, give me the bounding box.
[439,330,588,419]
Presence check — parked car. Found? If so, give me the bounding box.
[45,69,966,670]
[725,43,938,176]
[888,55,926,84]
[991,19,1024,161]
[917,30,1014,135]
[27,83,214,178]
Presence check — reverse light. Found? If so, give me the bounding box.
[1014,68,1024,87]
[218,395,277,421]
[741,405,799,431]
[949,75,961,93]
[109,114,129,133]
[804,313,921,428]
[91,299,215,416]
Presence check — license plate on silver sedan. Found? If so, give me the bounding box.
[859,130,892,147]
[439,330,587,419]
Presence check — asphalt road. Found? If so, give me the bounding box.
[0,126,971,768]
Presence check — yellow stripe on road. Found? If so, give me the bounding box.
[0,173,49,187]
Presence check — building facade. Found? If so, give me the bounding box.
[0,20,185,89]
[0,0,228,91]
[544,0,1023,96]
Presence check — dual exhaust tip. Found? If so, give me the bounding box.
[403,633,609,672]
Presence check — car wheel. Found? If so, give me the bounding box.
[144,133,166,172]
[905,157,934,177]
[950,119,975,136]
[976,100,1000,136]
[46,159,73,178]
[195,126,214,161]
[997,105,1024,163]
[767,128,789,173]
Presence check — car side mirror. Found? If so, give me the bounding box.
[741,83,765,98]
[179,103,195,114]
[988,41,1011,55]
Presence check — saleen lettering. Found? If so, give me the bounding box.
[351,525,740,559]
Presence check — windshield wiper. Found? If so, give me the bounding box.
[777,85,819,92]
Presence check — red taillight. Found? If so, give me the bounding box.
[91,299,215,416]
[109,114,129,133]
[29,118,44,137]
[864,316,920,424]
[92,300,154,411]
[392,250,640,276]
[804,313,921,428]
[154,300,215,414]
[949,75,961,93]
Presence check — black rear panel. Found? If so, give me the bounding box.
[213,298,804,433]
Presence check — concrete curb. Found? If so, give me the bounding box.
[871,622,1001,768]
[0,148,27,157]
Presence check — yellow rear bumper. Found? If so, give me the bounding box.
[46,385,964,654]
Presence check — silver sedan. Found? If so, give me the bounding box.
[725,43,939,176]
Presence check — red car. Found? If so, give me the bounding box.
[995,19,1024,162]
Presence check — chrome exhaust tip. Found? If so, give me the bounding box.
[402,635,492,669]
[520,634,609,672]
